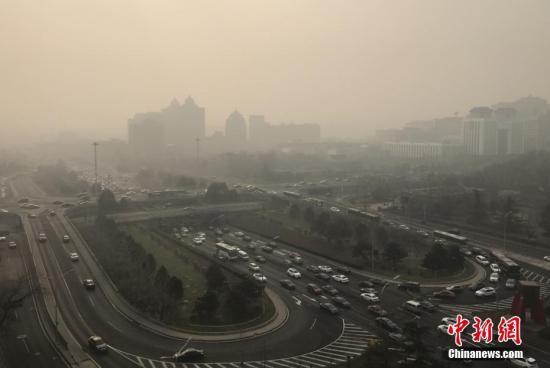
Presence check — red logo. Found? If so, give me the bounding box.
[447,314,470,347]
[497,316,522,345]
[447,315,523,347]
[471,316,494,343]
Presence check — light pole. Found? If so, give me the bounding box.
[92,142,99,193]
[503,211,512,255]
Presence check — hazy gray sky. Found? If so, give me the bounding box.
[1,0,549,144]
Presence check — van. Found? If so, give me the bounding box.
[402,300,422,315]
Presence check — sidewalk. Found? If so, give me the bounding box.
[60,213,289,342]
[20,215,98,368]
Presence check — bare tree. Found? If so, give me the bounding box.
[0,276,36,329]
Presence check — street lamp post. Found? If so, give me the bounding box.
[503,211,512,255]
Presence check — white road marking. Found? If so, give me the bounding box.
[309,318,317,330]
[88,296,95,307]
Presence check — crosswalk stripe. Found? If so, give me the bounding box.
[330,344,366,351]
[279,358,308,368]
[301,354,333,365]
[307,352,345,363]
[323,348,360,356]
[266,361,292,368]
[162,362,176,368]
[136,357,149,368]
[289,357,325,367]
[315,350,347,360]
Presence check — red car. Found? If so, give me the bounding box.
[307,283,322,296]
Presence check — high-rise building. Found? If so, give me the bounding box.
[225,110,247,150]
[249,115,269,146]
[128,112,165,160]
[463,117,497,156]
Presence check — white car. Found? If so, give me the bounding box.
[509,357,539,368]
[69,252,79,261]
[248,263,260,271]
[318,265,333,273]
[287,268,302,279]
[437,324,449,334]
[490,263,501,273]
[63,234,70,242]
[330,207,340,213]
[398,224,410,231]
[489,272,500,283]
[544,256,550,262]
[332,274,349,284]
[193,238,204,245]
[475,255,490,265]
[8,241,16,249]
[475,287,496,297]
[441,317,457,325]
[360,293,380,303]
[252,273,267,283]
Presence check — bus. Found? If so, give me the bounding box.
[348,208,380,222]
[215,242,239,261]
[433,230,468,245]
[282,191,301,198]
[491,250,521,278]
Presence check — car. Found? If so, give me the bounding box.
[260,245,273,253]
[8,241,16,249]
[53,200,63,205]
[475,287,496,297]
[330,207,340,213]
[544,256,550,262]
[388,333,413,347]
[318,265,333,273]
[61,203,74,208]
[173,348,205,363]
[432,290,456,299]
[252,273,267,283]
[335,266,351,275]
[397,282,420,292]
[28,213,37,218]
[505,278,517,289]
[279,279,296,290]
[459,247,472,256]
[398,224,410,231]
[237,250,249,261]
[69,252,79,261]
[316,272,331,282]
[445,285,464,293]
[83,279,96,290]
[248,263,261,271]
[367,305,388,316]
[320,302,339,315]
[441,317,457,326]
[291,256,303,265]
[287,268,302,279]
[509,357,539,368]
[322,284,339,296]
[49,210,56,217]
[489,272,500,283]
[284,259,293,267]
[254,255,266,263]
[360,287,377,294]
[88,335,108,352]
[475,255,490,265]
[419,300,437,312]
[376,317,402,333]
[490,263,501,273]
[38,233,47,243]
[306,283,322,296]
[331,274,349,284]
[62,234,70,243]
[361,292,380,303]
[331,296,351,309]
[437,324,450,334]
[469,282,485,291]
[359,280,375,288]
[0,236,6,242]
[306,265,320,273]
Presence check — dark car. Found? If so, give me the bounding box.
[279,279,296,290]
[432,290,456,299]
[359,280,375,288]
[306,283,322,296]
[307,265,320,273]
[335,265,352,275]
[369,277,385,286]
[418,300,437,312]
[367,305,388,317]
[320,302,339,315]
[61,203,74,208]
[397,282,420,292]
[88,335,108,352]
[331,296,351,309]
[469,282,485,291]
[321,284,339,296]
[445,285,464,294]
[53,200,63,205]
[316,272,331,282]
[254,255,267,263]
[260,245,273,253]
[173,348,205,363]
[83,279,96,290]
[376,317,402,333]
